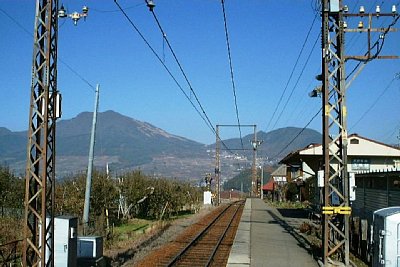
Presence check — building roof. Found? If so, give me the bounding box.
[271,165,287,177]
[280,133,400,165]
[262,180,276,191]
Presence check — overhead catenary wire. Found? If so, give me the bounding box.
[143,3,216,134]
[220,0,244,149]
[112,0,216,136]
[114,0,237,154]
[265,12,319,132]
[142,0,245,156]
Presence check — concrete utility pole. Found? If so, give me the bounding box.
[260,166,264,200]
[397,129,400,148]
[215,125,221,205]
[321,1,398,265]
[83,84,100,233]
[250,127,262,198]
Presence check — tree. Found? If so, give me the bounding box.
[55,173,86,216]
[0,165,24,217]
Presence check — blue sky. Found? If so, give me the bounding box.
[0,0,399,145]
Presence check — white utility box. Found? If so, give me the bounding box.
[40,216,78,267]
[204,191,212,205]
[372,207,400,267]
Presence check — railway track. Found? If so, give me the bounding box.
[135,201,244,267]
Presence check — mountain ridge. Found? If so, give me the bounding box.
[0,111,322,179]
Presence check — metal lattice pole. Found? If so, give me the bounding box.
[321,0,350,265]
[23,0,59,266]
[321,1,399,265]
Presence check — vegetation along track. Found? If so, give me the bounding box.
[135,201,244,267]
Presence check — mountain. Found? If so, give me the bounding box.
[208,127,322,161]
[0,127,26,161]
[0,111,208,178]
[57,110,205,162]
[0,111,322,180]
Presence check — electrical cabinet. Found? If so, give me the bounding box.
[40,216,78,267]
[372,207,400,267]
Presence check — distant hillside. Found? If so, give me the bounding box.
[223,165,276,192]
[57,110,206,164]
[0,111,208,177]
[0,112,322,179]
[208,127,322,161]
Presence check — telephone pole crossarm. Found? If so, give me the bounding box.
[343,10,399,62]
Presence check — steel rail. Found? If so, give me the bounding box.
[205,202,241,267]
[166,201,243,267]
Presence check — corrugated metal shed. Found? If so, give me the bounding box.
[353,170,400,223]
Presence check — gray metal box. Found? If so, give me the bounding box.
[77,236,103,259]
[372,207,400,266]
[77,236,104,267]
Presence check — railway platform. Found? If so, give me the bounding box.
[227,198,318,267]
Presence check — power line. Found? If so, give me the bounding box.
[113,0,240,155]
[272,88,338,159]
[220,0,244,149]
[381,120,400,143]
[112,0,216,136]
[0,7,96,92]
[59,59,96,91]
[284,74,318,126]
[346,1,389,52]
[265,13,319,132]
[271,31,321,130]
[348,3,400,63]
[142,1,217,133]
[272,107,322,159]
[140,1,244,155]
[350,73,399,130]
[7,0,236,158]
[91,3,144,13]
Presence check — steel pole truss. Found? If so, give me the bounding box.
[215,125,221,205]
[321,2,399,265]
[23,0,59,266]
[321,0,350,265]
